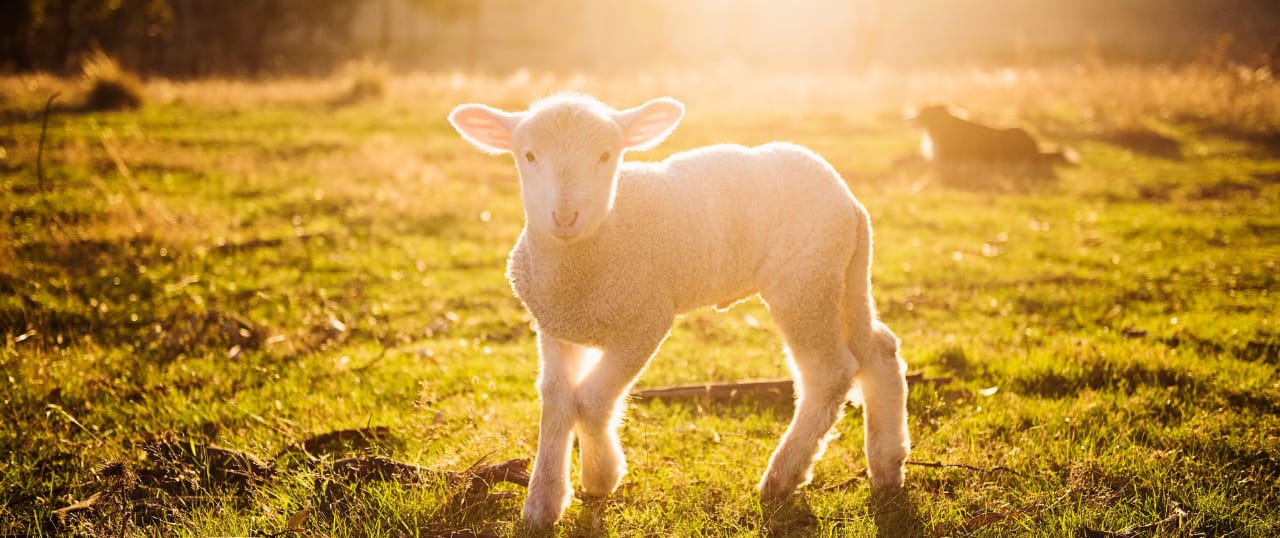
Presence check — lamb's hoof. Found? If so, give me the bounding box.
[868,468,905,492]
[522,494,568,530]
[580,483,619,499]
[758,475,801,502]
[580,467,625,498]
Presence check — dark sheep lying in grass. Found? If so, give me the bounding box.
[910,104,1076,166]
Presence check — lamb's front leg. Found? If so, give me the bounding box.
[575,329,669,498]
[523,334,592,529]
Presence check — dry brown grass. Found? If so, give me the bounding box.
[0,73,78,111]
[142,65,1280,133]
[145,77,353,110]
[79,50,145,111]
[334,59,390,105]
[6,64,1275,134]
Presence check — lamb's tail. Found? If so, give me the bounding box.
[844,202,875,344]
[841,202,877,407]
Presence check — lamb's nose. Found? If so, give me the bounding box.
[552,210,579,228]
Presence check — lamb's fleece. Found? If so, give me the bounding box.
[507,142,864,348]
[447,95,909,530]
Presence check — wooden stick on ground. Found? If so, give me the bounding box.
[631,372,947,403]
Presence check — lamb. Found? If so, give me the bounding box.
[447,94,910,528]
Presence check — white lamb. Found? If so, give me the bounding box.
[447,94,909,528]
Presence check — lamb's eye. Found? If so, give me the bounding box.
[525,151,536,163]
[599,151,611,163]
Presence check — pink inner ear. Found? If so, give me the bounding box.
[624,103,682,146]
[452,107,512,149]
[626,115,671,143]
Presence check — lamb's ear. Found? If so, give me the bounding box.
[448,104,523,154]
[614,97,684,151]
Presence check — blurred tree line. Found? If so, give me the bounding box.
[0,0,475,76]
[1,0,1277,77]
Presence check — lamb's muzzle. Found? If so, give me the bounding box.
[551,209,578,228]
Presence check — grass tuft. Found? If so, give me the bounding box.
[332,59,389,106]
[79,49,144,111]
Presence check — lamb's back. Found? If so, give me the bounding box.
[613,143,858,311]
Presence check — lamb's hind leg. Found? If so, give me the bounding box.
[858,321,910,490]
[758,276,859,500]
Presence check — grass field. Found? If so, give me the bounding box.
[1,66,1278,536]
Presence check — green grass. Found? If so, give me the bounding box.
[1,67,1277,536]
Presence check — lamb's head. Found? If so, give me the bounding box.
[448,95,684,243]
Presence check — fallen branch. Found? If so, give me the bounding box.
[631,372,947,402]
[52,491,101,523]
[255,530,303,538]
[906,460,1021,476]
[1078,502,1188,537]
[632,379,794,401]
[469,457,531,489]
[817,468,867,491]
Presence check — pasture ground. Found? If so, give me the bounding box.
[1,66,1278,536]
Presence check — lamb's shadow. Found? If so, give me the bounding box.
[512,498,610,537]
[868,487,927,538]
[565,495,612,536]
[761,494,819,535]
[757,487,925,536]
